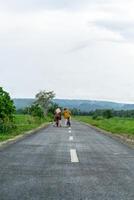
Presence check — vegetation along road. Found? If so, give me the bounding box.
[74,116,134,140]
[0,121,134,200]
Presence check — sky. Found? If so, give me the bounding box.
[0,0,134,103]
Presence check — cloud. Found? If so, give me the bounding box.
[0,0,134,102]
[67,22,124,53]
[0,0,105,12]
[93,20,134,42]
[89,0,134,42]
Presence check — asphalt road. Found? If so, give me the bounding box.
[0,121,134,200]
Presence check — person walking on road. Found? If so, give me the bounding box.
[54,108,62,127]
[63,108,71,127]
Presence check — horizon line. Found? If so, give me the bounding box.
[12,97,134,105]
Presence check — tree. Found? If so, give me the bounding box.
[71,108,80,116]
[0,87,16,122]
[103,109,113,119]
[35,90,55,115]
[48,103,59,115]
[0,87,16,132]
[29,104,44,118]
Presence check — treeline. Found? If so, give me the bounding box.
[0,87,57,133]
[16,103,58,118]
[16,91,58,118]
[71,108,134,119]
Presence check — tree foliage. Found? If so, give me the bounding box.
[0,87,16,132]
[35,90,55,115]
[29,104,44,118]
[48,103,59,114]
[0,87,16,122]
[72,107,134,119]
[102,109,113,119]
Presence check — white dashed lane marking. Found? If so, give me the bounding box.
[69,136,73,141]
[70,149,79,163]
[68,127,72,133]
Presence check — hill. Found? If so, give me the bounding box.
[13,98,35,109]
[13,98,134,112]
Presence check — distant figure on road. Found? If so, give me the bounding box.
[63,108,71,127]
[54,108,62,127]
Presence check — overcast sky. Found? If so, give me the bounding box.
[0,0,134,103]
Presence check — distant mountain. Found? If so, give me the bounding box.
[13,98,35,109]
[54,99,134,111]
[13,98,134,111]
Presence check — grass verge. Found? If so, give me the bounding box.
[0,115,52,142]
[74,116,134,137]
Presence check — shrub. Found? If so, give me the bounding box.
[103,109,113,119]
[0,87,16,132]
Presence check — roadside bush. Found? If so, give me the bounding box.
[0,87,16,132]
[92,113,99,120]
[29,104,44,118]
[102,109,113,119]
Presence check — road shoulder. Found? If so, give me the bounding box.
[0,123,51,149]
[76,120,134,148]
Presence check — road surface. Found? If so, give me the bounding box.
[0,121,134,200]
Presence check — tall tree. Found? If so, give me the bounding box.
[35,90,55,115]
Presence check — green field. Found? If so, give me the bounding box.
[74,116,134,137]
[0,115,52,142]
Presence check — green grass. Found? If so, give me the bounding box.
[74,116,134,136]
[0,115,52,142]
